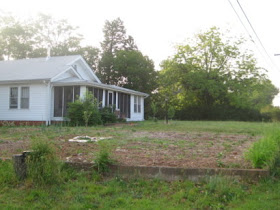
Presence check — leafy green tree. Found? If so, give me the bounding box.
[0,14,100,71]
[159,27,278,120]
[30,14,83,57]
[0,16,34,60]
[113,50,157,93]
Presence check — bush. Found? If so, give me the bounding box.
[68,92,102,126]
[261,106,280,122]
[26,139,62,186]
[100,107,117,124]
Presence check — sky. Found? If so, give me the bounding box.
[1,0,280,105]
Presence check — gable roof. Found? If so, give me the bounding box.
[0,55,98,82]
[0,55,148,97]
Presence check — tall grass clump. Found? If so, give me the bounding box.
[205,176,245,204]
[0,160,18,188]
[26,139,62,185]
[246,129,280,171]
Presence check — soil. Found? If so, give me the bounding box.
[0,131,258,169]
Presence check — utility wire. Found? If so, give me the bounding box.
[227,0,274,71]
[235,0,280,72]
[227,0,254,42]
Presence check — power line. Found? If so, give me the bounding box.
[227,0,254,42]
[227,0,275,71]
[235,0,280,72]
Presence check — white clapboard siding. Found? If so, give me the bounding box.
[0,84,48,121]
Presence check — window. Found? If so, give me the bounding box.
[20,87,29,109]
[134,95,141,113]
[10,87,18,109]
[10,87,30,109]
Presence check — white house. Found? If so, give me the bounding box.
[0,55,148,125]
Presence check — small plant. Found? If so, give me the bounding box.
[216,152,225,167]
[94,143,114,174]
[83,110,93,127]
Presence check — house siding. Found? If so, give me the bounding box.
[0,83,48,121]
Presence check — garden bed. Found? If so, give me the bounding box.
[0,127,259,169]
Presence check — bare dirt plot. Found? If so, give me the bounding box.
[111,131,258,168]
[0,131,258,168]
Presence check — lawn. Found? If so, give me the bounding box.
[0,120,277,168]
[0,120,279,209]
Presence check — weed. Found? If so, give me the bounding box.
[216,152,226,167]
[94,143,114,174]
[216,160,226,168]
[223,142,232,152]
[205,176,245,203]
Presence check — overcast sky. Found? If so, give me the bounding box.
[1,0,280,105]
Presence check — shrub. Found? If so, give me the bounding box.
[261,106,280,122]
[68,92,102,126]
[100,107,117,124]
[26,139,62,186]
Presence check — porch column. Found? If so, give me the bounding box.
[116,92,119,110]
[80,86,87,99]
[102,89,105,107]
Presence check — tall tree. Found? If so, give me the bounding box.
[0,14,100,70]
[159,27,278,120]
[98,18,137,84]
[113,50,157,93]
[30,13,83,57]
[0,16,34,60]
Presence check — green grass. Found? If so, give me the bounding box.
[0,159,279,209]
[135,120,276,135]
[0,120,277,142]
